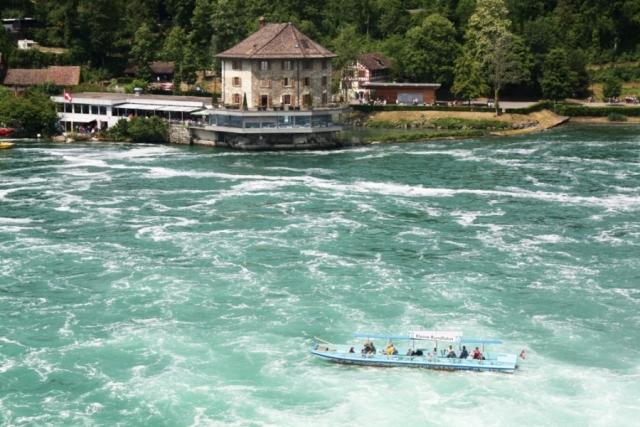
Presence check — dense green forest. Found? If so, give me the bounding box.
[2,0,640,101]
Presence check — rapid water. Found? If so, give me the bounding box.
[1,124,639,426]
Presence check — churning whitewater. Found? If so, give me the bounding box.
[1,124,639,425]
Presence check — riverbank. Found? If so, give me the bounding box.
[354,108,569,142]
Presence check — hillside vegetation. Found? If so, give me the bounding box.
[2,0,640,101]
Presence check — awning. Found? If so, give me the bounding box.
[156,106,202,112]
[113,103,163,111]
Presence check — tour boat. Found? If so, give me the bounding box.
[0,128,15,136]
[311,331,525,374]
[0,142,15,149]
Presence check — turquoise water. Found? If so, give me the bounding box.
[1,125,639,425]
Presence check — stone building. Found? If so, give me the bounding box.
[215,19,337,109]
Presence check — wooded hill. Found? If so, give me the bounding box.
[2,0,640,100]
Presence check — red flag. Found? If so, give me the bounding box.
[520,350,526,360]
[64,89,72,103]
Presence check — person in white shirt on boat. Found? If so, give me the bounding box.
[446,345,456,358]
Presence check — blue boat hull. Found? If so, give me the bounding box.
[311,344,517,374]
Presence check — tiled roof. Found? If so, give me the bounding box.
[124,62,174,75]
[46,66,81,86]
[216,23,337,59]
[2,66,80,86]
[357,52,392,71]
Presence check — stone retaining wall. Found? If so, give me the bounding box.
[169,125,192,145]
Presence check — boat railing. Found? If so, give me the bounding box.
[338,350,509,367]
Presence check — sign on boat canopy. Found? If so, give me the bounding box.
[408,331,462,342]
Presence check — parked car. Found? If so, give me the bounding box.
[487,98,495,107]
[189,86,206,93]
[159,83,174,91]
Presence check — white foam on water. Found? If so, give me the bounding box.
[264,166,334,175]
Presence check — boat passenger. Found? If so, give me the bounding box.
[459,346,469,359]
[446,345,456,358]
[433,348,438,359]
[349,346,355,353]
[361,342,371,354]
[369,342,376,354]
[386,343,398,355]
[473,347,483,360]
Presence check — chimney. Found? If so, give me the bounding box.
[259,17,265,28]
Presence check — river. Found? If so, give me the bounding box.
[1,124,639,425]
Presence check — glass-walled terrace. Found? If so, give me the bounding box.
[209,112,348,130]
[57,103,108,115]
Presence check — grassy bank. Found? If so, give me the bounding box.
[362,129,485,143]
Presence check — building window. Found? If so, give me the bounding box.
[260,78,272,87]
[322,76,328,86]
[283,94,291,105]
[322,59,327,69]
[99,106,107,115]
[232,60,242,70]
[283,77,293,87]
[91,105,98,114]
[232,77,242,86]
[303,94,311,105]
[303,77,311,86]
[303,60,312,70]
[282,60,292,70]
[321,93,328,105]
[358,70,366,78]
[233,94,241,104]
[260,60,270,70]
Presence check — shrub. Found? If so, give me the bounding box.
[73,82,108,93]
[607,113,628,122]
[351,104,495,113]
[127,116,169,143]
[504,101,554,114]
[554,105,640,117]
[107,119,131,141]
[124,79,149,94]
[107,117,169,143]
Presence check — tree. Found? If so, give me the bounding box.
[378,0,410,38]
[330,25,364,102]
[402,14,460,85]
[567,50,591,96]
[452,50,490,104]
[540,48,576,103]
[188,0,215,72]
[485,34,530,113]
[602,75,622,100]
[78,0,121,67]
[163,26,189,63]
[0,88,58,136]
[465,0,529,114]
[129,23,157,82]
